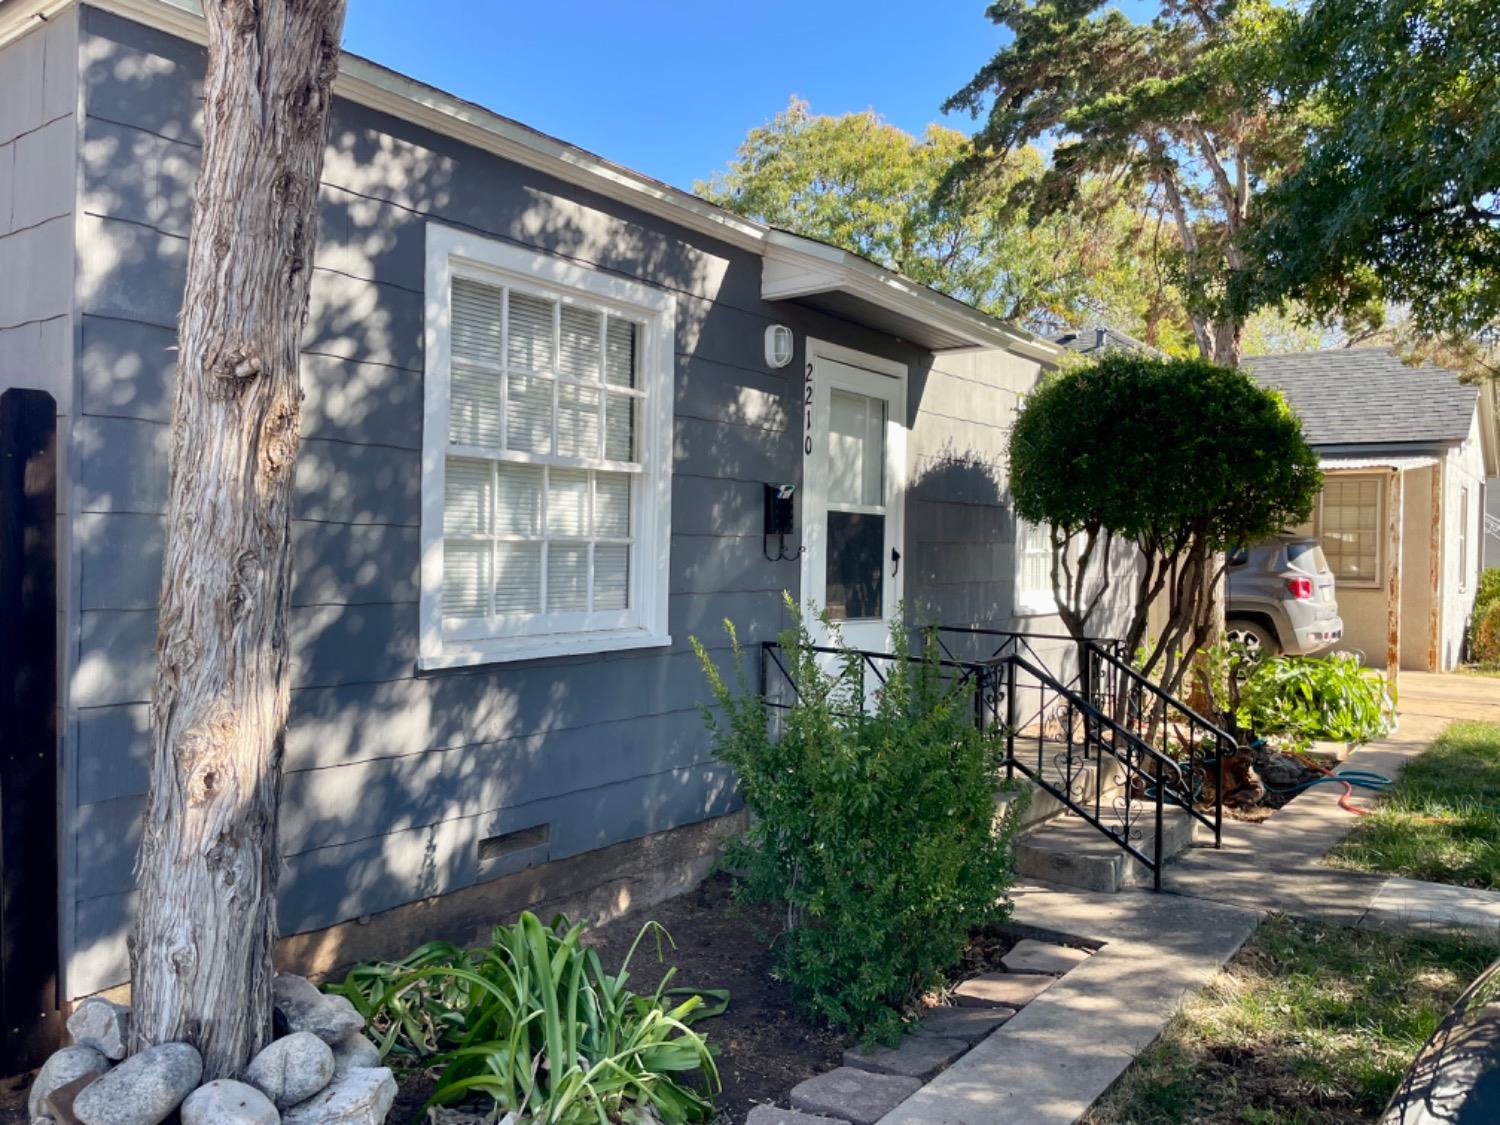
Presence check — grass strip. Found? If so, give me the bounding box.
[1328,720,1500,890]
[1084,914,1498,1124]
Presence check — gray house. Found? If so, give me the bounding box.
[0,0,1087,1012]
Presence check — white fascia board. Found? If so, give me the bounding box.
[0,0,76,47]
[763,235,1062,361]
[11,0,1062,363]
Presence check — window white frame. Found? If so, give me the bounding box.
[420,223,675,669]
[1014,516,1058,616]
[799,338,907,654]
[1459,485,1470,590]
[1316,474,1383,588]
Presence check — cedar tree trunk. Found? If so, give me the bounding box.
[130,0,348,1079]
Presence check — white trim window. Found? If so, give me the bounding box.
[1459,485,1470,590]
[1015,517,1057,615]
[420,224,675,668]
[1319,476,1381,585]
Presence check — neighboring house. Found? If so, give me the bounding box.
[1049,325,1163,358]
[1245,350,1500,676]
[0,0,1116,1018]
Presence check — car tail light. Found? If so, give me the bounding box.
[1286,576,1313,600]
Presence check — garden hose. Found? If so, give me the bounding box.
[1250,738,1394,816]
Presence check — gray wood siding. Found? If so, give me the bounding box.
[64,5,926,997]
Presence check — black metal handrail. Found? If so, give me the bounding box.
[756,634,1193,891]
[1084,640,1234,847]
[1000,653,1186,890]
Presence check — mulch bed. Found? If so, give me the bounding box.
[390,872,1020,1123]
[5,875,1022,1125]
[0,1072,29,1124]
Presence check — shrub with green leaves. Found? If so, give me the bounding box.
[325,912,723,1124]
[1236,651,1395,749]
[693,602,1022,1042]
[1471,568,1500,662]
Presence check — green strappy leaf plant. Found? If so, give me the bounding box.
[325,912,724,1124]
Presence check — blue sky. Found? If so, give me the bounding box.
[341,1,1020,192]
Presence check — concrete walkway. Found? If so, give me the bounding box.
[876,671,1500,1125]
[1165,671,1500,941]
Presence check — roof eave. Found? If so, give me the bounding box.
[1,0,1058,363]
[762,235,1061,360]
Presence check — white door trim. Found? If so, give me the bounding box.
[799,338,908,651]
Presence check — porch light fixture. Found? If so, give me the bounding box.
[765,324,794,369]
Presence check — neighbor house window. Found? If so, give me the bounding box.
[420,225,675,668]
[1015,517,1056,614]
[1319,476,1381,584]
[1459,486,1470,589]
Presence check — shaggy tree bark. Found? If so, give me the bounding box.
[131,0,347,1079]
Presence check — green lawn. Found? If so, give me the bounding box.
[1084,915,1498,1124]
[1328,720,1500,890]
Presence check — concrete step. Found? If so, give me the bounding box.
[1014,806,1198,893]
[995,751,1125,833]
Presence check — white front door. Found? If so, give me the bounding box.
[800,340,906,653]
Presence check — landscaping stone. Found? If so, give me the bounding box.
[180,1080,280,1125]
[246,1030,335,1109]
[272,973,363,1045]
[73,1041,202,1125]
[909,1005,1016,1043]
[280,1066,395,1125]
[40,1069,103,1120]
[746,1106,852,1125]
[28,1046,111,1119]
[843,1035,968,1080]
[789,1066,921,1125]
[951,972,1057,1007]
[67,999,131,1061]
[1000,939,1092,975]
[331,1032,381,1076]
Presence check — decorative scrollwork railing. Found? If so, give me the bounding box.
[758,629,1202,891]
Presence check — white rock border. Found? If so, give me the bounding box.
[27,974,395,1125]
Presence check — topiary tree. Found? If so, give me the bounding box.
[1009,353,1322,698]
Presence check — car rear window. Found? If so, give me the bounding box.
[1286,541,1329,575]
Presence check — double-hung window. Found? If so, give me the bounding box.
[420,225,674,668]
[1318,476,1381,584]
[1015,517,1056,615]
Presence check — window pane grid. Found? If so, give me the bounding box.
[1319,479,1380,581]
[443,457,633,620]
[443,274,645,631]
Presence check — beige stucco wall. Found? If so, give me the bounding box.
[1315,420,1487,673]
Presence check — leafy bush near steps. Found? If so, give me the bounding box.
[1236,651,1395,749]
[693,602,1024,1043]
[324,912,723,1124]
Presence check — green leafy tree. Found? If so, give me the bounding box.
[947,0,1303,367]
[1245,0,1500,364]
[697,97,1192,342]
[1009,354,1322,696]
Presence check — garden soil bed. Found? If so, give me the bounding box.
[0,876,1024,1125]
[391,872,1020,1123]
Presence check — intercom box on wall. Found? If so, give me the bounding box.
[764,483,796,536]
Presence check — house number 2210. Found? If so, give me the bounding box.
[803,361,814,456]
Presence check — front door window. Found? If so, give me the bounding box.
[825,389,887,621]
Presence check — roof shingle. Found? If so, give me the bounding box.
[1244,349,1476,447]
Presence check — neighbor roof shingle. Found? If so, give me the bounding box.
[1244,349,1476,447]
